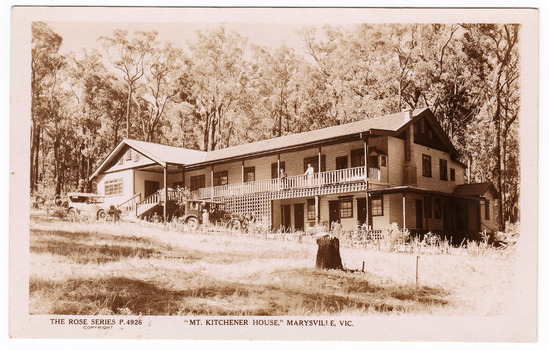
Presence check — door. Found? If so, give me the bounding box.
[357,197,367,226]
[329,200,340,227]
[294,203,304,231]
[144,180,160,198]
[415,199,423,229]
[281,204,291,231]
[335,156,348,170]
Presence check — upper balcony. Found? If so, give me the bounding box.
[192,166,381,199]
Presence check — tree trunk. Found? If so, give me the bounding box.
[315,235,344,270]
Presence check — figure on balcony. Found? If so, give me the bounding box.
[280,169,287,190]
[305,163,314,187]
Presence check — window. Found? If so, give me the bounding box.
[104,178,123,196]
[339,198,353,218]
[213,171,228,186]
[335,156,348,170]
[351,149,365,167]
[271,161,286,179]
[422,154,432,177]
[420,118,425,133]
[133,151,140,162]
[439,159,448,180]
[371,196,383,216]
[244,167,255,182]
[303,155,326,173]
[485,200,490,220]
[380,155,387,167]
[190,175,205,191]
[369,155,379,168]
[126,149,132,161]
[424,197,432,218]
[118,156,123,165]
[450,168,456,181]
[307,199,316,220]
[434,198,442,219]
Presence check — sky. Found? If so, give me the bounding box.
[48,21,328,58]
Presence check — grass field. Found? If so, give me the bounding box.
[29,211,517,316]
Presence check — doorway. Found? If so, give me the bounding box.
[294,203,304,231]
[415,199,423,229]
[357,197,366,226]
[281,204,291,232]
[144,180,160,198]
[329,200,340,227]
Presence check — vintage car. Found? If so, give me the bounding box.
[67,192,112,220]
[177,199,244,229]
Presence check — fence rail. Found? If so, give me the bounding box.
[192,166,381,199]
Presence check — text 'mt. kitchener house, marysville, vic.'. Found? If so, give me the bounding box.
[89,108,498,240]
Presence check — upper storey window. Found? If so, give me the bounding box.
[422,154,432,177]
[439,159,448,181]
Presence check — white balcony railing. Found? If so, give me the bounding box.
[192,166,381,199]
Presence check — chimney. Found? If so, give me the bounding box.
[402,108,413,122]
[402,108,417,186]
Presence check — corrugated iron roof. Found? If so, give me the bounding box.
[125,139,207,165]
[453,183,499,198]
[91,108,430,179]
[205,108,427,162]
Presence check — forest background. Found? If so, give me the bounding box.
[30,22,520,230]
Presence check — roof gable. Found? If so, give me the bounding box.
[89,139,207,180]
[453,183,499,199]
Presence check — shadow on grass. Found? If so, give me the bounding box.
[31,229,199,264]
[30,269,449,316]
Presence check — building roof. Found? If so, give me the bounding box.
[125,139,207,165]
[91,107,459,179]
[453,183,499,199]
[89,138,207,180]
[204,108,428,162]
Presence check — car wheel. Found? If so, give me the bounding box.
[97,210,107,221]
[231,219,242,230]
[68,208,77,217]
[186,217,199,230]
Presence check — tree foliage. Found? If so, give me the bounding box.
[30,22,521,228]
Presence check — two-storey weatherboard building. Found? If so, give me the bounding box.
[89,108,498,239]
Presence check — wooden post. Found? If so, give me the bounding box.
[241,160,245,195]
[210,166,214,199]
[163,163,168,221]
[318,147,322,188]
[181,166,185,189]
[315,195,320,225]
[364,136,370,229]
[315,235,344,270]
[403,193,407,229]
[277,155,280,190]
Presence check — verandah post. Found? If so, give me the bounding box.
[163,163,168,221]
[364,135,370,229]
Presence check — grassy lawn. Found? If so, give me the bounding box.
[29,212,517,316]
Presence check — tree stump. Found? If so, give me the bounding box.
[315,235,344,270]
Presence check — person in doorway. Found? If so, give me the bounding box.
[305,163,315,187]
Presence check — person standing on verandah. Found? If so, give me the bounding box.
[305,163,314,187]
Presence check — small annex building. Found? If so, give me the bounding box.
[89,108,498,239]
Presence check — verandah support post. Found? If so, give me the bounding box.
[315,196,319,225]
[241,160,245,195]
[210,165,214,199]
[403,193,407,229]
[318,147,322,188]
[364,134,370,229]
[163,163,168,221]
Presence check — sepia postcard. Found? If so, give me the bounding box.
[9,6,539,342]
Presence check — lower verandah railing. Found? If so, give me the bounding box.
[192,166,380,199]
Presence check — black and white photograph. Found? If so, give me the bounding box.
[8,5,540,342]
